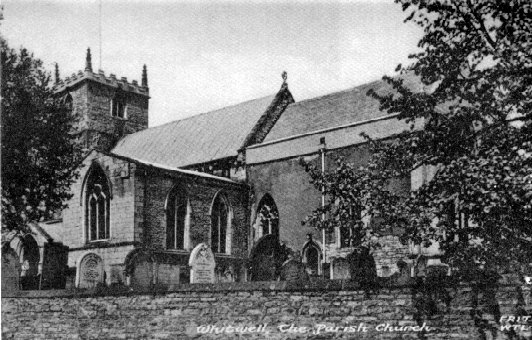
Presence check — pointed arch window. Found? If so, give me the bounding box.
[62,93,73,111]
[166,186,189,250]
[253,194,279,241]
[85,165,110,241]
[302,234,321,276]
[211,193,231,254]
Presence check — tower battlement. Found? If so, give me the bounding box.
[53,68,149,97]
[54,48,150,152]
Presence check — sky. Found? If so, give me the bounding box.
[2,0,422,127]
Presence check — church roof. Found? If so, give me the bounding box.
[111,95,276,168]
[263,75,423,143]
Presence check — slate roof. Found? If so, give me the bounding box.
[111,95,275,168]
[263,75,423,142]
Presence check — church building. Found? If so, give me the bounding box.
[8,49,438,289]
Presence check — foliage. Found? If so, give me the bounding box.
[1,39,83,231]
[303,0,532,278]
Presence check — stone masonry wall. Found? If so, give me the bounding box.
[2,281,531,339]
[86,81,149,136]
[143,168,249,259]
[66,79,149,152]
[51,152,137,264]
[41,151,139,286]
[248,143,412,277]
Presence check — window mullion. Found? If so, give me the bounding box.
[174,200,179,249]
[96,197,100,240]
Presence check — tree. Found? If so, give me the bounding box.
[1,39,83,232]
[303,0,532,279]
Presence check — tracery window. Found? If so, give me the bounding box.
[253,194,279,241]
[85,165,110,241]
[166,186,189,250]
[211,193,230,254]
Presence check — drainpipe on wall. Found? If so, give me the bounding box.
[319,137,326,278]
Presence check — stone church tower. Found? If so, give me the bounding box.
[54,48,150,151]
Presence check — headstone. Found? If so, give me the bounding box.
[109,264,125,286]
[248,235,287,281]
[40,242,69,289]
[332,258,350,279]
[157,264,180,285]
[77,253,105,288]
[1,247,21,292]
[189,243,215,284]
[218,265,235,283]
[347,247,378,286]
[128,251,156,288]
[413,255,428,277]
[281,259,309,282]
[391,259,411,284]
[131,260,155,287]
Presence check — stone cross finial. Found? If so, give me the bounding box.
[55,63,60,84]
[85,48,93,72]
[282,71,287,84]
[141,64,148,87]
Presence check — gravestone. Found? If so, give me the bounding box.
[40,242,69,289]
[1,247,21,292]
[127,251,156,288]
[347,247,378,286]
[131,259,155,287]
[78,253,105,288]
[391,259,411,284]
[248,234,288,281]
[189,243,215,284]
[281,259,309,282]
[413,255,428,277]
[218,264,235,283]
[332,258,350,279]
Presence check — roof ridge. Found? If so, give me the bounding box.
[288,78,384,108]
[133,94,276,133]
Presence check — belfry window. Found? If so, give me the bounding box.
[166,186,189,250]
[211,193,230,254]
[111,92,126,118]
[85,165,110,241]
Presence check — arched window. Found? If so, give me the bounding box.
[302,234,321,276]
[253,194,279,241]
[166,185,189,250]
[111,89,127,119]
[211,193,230,254]
[85,165,110,241]
[62,93,73,111]
[17,235,40,290]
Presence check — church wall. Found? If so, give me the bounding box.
[142,169,249,259]
[248,141,412,277]
[58,152,137,270]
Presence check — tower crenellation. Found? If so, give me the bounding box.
[54,48,150,152]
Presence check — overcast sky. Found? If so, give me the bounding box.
[2,0,421,127]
